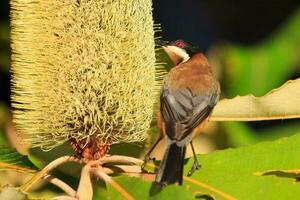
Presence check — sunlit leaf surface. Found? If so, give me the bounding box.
[210,78,300,121]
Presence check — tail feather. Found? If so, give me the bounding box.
[155,142,186,185]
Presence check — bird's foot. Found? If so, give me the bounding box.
[141,154,155,172]
[187,161,201,177]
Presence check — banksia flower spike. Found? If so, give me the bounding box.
[11,0,161,159]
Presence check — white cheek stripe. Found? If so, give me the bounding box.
[164,46,190,63]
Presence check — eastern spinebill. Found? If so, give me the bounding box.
[142,39,220,185]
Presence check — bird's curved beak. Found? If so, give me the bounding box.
[155,39,170,47]
[156,40,189,65]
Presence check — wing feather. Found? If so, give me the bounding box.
[161,87,218,141]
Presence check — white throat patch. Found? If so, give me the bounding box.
[163,45,190,63]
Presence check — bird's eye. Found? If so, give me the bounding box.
[175,41,184,47]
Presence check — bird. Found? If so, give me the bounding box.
[142,39,220,185]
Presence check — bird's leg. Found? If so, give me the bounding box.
[187,141,201,177]
[141,136,163,170]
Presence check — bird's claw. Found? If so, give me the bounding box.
[187,161,201,177]
[141,154,155,171]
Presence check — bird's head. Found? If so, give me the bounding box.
[157,39,200,65]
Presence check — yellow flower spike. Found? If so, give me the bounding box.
[11,0,163,156]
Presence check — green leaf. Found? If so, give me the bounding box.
[0,146,38,173]
[254,169,300,182]
[105,176,196,200]
[184,132,300,199]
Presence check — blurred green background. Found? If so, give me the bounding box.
[1,0,300,198]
